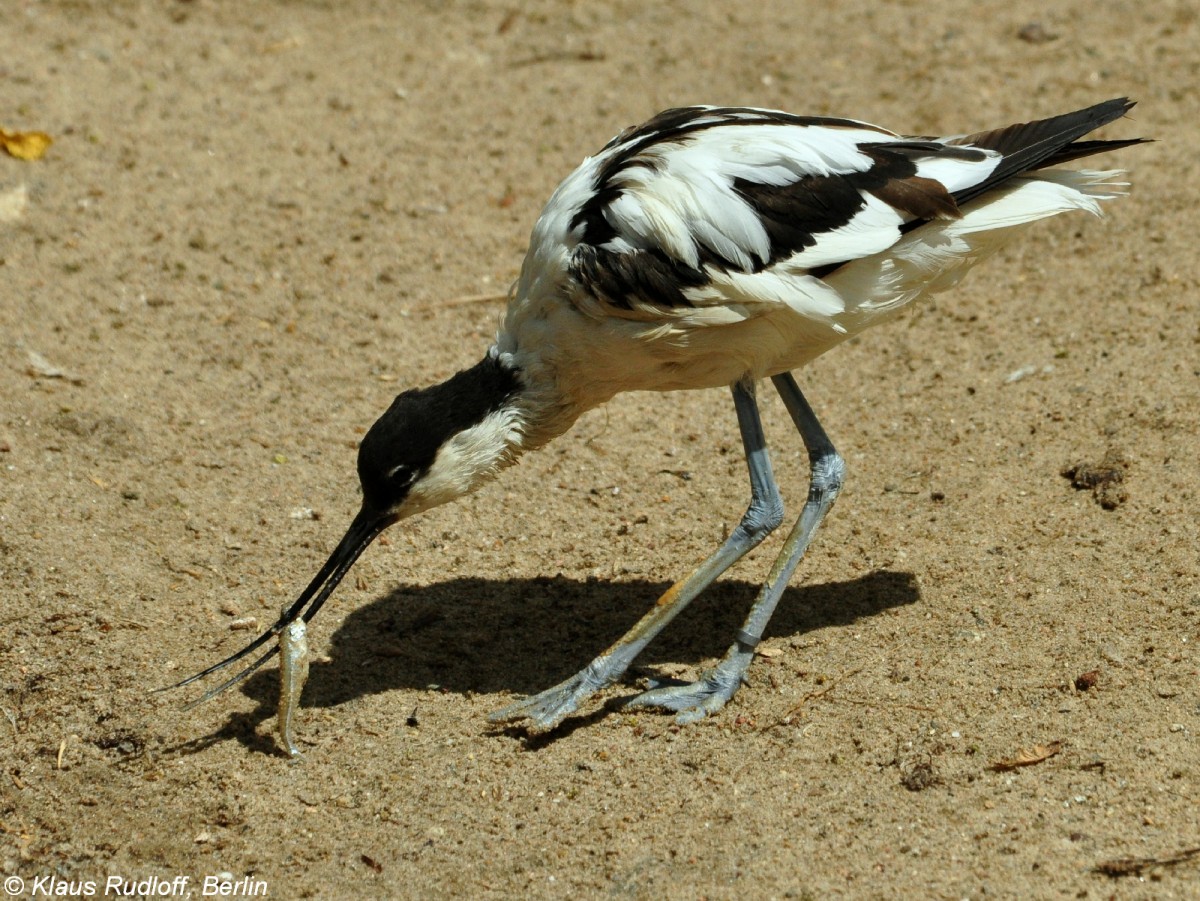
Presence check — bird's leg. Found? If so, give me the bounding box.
[489,378,784,733]
[627,372,844,723]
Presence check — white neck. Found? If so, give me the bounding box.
[400,401,527,517]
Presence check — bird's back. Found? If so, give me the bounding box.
[498,101,1142,423]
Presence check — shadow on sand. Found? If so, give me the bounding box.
[173,569,918,753]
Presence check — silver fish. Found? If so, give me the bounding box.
[277,615,309,758]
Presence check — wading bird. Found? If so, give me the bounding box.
[171,99,1142,732]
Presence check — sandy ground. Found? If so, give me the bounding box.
[2,1,1197,898]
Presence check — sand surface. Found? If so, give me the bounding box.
[2,1,1196,898]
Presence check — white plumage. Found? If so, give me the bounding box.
[172,99,1143,739]
[827,169,1125,326]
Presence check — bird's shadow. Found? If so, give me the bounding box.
[175,569,918,753]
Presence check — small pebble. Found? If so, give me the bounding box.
[1017,22,1058,43]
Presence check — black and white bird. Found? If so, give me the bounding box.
[173,98,1143,732]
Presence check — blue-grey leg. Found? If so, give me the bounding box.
[489,378,784,733]
[627,372,845,723]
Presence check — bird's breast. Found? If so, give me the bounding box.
[501,281,842,421]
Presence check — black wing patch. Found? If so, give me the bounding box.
[731,174,865,268]
[569,243,709,312]
[734,145,963,268]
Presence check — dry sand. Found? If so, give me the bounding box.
[2,1,1197,898]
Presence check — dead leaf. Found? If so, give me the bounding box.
[0,128,53,161]
[989,740,1063,771]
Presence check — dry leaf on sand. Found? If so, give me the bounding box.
[989,740,1063,772]
[1,128,54,161]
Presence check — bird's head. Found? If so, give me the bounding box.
[169,351,523,702]
[356,351,524,522]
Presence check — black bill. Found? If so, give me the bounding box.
[159,505,394,708]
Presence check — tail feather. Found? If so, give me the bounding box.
[1032,137,1149,170]
[948,98,1145,206]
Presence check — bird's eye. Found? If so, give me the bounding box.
[385,465,418,489]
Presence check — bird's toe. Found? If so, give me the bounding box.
[488,673,600,732]
[488,693,571,732]
[625,666,745,722]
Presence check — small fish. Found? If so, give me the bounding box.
[277,614,309,758]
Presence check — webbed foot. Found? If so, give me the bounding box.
[488,659,619,733]
[625,647,754,724]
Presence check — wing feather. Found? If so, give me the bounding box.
[536,102,1138,330]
